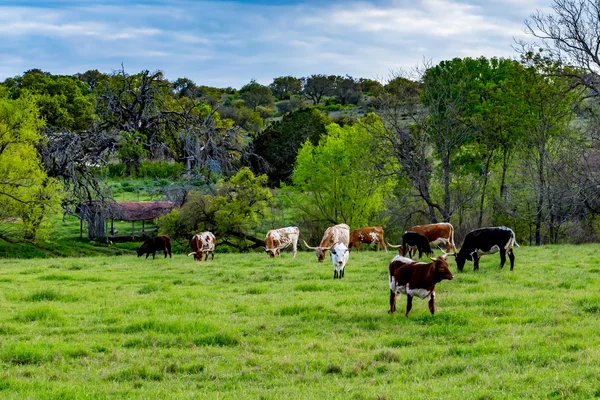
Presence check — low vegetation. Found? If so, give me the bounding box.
[0,245,599,398]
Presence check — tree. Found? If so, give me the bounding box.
[0,88,62,241]
[158,167,271,250]
[359,78,383,96]
[301,74,336,105]
[253,108,330,186]
[269,76,302,100]
[334,75,361,105]
[238,80,274,111]
[290,117,394,227]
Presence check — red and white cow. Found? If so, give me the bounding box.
[188,231,216,262]
[389,223,457,256]
[304,223,350,262]
[388,253,454,316]
[348,227,387,252]
[264,226,299,258]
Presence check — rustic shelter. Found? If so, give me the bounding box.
[78,201,176,241]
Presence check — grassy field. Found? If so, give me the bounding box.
[0,245,600,399]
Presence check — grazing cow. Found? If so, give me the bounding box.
[264,226,300,258]
[389,223,457,255]
[455,226,518,272]
[137,235,172,260]
[330,242,350,279]
[388,253,454,316]
[188,231,216,262]
[348,227,387,252]
[388,231,433,259]
[304,223,350,262]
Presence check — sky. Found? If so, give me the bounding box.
[0,0,551,89]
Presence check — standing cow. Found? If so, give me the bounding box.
[330,242,350,279]
[188,231,216,262]
[388,253,454,316]
[137,235,172,260]
[388,231,432,259]
[304,224,350,262]
[389,223,457,255]
[455,226,518,272]
[348,227,387,252]
[264,226,300,258]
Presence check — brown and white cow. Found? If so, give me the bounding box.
[264,226,299,258]
[388,253,454,316]
[388,222,457,256]
[304,223,350,262]
[188,231,216,262]
[348,227,387,252]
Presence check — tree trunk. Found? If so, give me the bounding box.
[535,150,545,246]
[442,150,451,222]
[478,152,493,228]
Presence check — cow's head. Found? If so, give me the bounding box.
[330,243,349,269]
[455,251,469,272]
[431,254,454,281]
[136,245,145,257]
[265,247,280,258]
[303,240,329,262]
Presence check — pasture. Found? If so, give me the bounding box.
[0,245,599,399]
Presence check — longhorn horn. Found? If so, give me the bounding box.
[386,242,403,249]
[303,240,319,250]
[187,252,197,257]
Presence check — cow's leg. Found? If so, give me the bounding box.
[334,270,338,279]
[389,291,396,314]
[473,255,479,271]
[445,239,452,254]
[204,252,208,261]
[164,249,168,258]
[500,251,506,269]
[508,249,515,271]
[405,295,413,317]
[341,267,344,278]
[418,249,423,259]
[211,251,215,261]
[145,253,149,260]
[428,292,435,315]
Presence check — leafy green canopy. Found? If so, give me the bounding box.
[290,116,394,227]
[0,87,62,240]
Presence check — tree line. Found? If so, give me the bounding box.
[1,0,599,247]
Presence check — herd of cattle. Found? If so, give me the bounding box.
[136,222,519,317]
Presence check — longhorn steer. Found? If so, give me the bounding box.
[330,242,350,279]
[388,254,454,316]
[137,235,172,260]
[188,231,216,262]
[348,227,387,252]
[455,226,518,272]
[264,226,299,258]
[304,223,350,262]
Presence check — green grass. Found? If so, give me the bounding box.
[0,245,599,398]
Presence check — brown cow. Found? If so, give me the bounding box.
[388,254,454,316]
[137,235,172,260]
[304,223,350,262]
[188,231,216,262]
[388,223,457,255]
[348,227,387,252]
[264,226,299,258]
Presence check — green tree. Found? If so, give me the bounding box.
[0,88,62,241]
[302,74,336,105]
[269,76,302,100]
[290,117,394,227]
[238,80,274,111]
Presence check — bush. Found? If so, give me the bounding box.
[102,161,184,179]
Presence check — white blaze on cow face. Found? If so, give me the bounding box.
[330,243,349,278]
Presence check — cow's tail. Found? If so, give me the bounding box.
[389,275,395,291]
[450,223,457,254]
[505,229,518,250]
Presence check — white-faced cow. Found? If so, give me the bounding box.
[389,223,457,255]
[330,242,350,279]
[388,253,454,316]
[187,231,216,262]
[348,227,387,252]
[264,226,299,258]
[304,223,350,262]
[455,226,518,272]
[388,231,432,259]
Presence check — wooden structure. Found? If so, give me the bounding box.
[78,201,176,241]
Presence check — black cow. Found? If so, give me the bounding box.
[455,227,518,272]
[137,235,172,260]
[402,231,433,259]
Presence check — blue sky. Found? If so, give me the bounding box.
[0,0,550,88]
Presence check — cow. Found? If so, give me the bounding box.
[388,231,433,259]
[388,223,457,255]
[303,223,350,262]
[330,242,350,279]
[455,226,518,272]
[348,227,387,252]
[264,226,300,258]
[137,235,172,260]
[388,253,454,316]
[187,231,216,262]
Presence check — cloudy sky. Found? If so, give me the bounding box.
[0,0,550,88]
